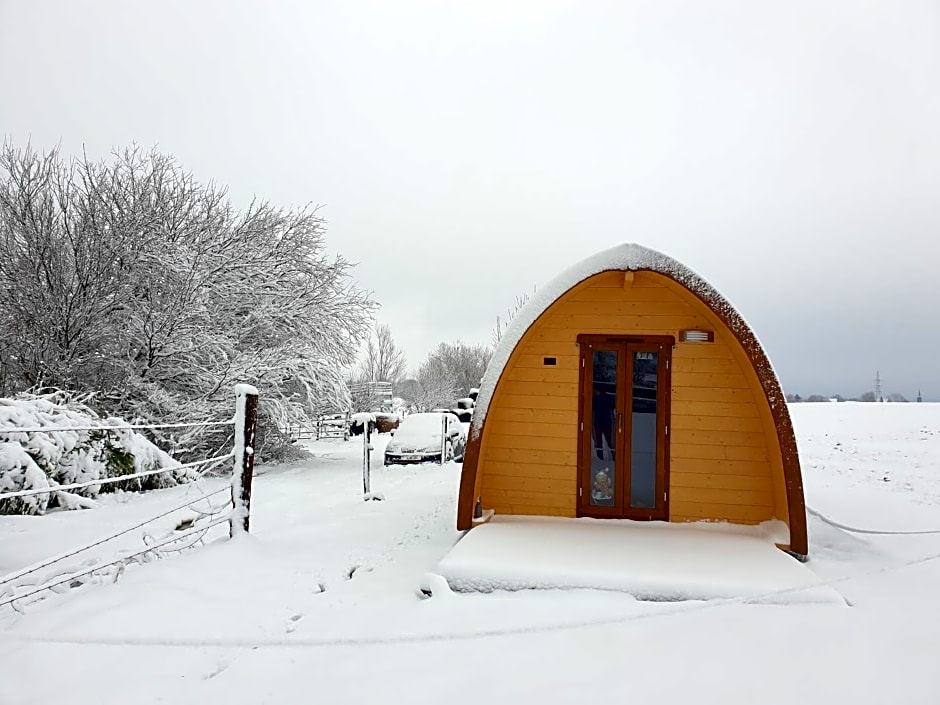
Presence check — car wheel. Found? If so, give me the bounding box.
[442,440,454,463]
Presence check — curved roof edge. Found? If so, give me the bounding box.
[473,243,757,431]
[461,242,807,555]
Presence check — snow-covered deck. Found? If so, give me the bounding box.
[437,516,844,604]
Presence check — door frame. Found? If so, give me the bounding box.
[576,334,674,521]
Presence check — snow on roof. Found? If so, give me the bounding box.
[470,243,782,436]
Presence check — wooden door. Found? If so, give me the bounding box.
[578,336,672,520]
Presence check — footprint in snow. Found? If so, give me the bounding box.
[346,565,374,580]
[204,659,234,680]
[285,613,303,633]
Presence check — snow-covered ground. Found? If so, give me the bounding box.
[2,404,940,704]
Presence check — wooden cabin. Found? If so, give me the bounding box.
[458,243,808,558]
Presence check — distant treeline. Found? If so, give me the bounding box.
[786,393,910,403]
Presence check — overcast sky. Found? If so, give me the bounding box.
[2,1,938,399]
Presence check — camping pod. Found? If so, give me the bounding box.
[458,243,808,558]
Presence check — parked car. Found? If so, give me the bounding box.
[384,412,466,465]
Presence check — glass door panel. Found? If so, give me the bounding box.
[589,349,618,507]
[629,350,658,509]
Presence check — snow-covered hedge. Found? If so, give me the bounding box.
[0,392,192,515]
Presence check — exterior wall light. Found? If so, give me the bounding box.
[679,329,714,343]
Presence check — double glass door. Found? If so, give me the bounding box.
[578,336,671,520]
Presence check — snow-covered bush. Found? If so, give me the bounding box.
[0,441,50,515]
[0,392,191,515]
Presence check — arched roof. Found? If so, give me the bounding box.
[460,243,807,556]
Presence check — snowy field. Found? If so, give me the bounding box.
[2,403,940,704]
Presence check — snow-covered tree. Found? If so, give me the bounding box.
[0,142,376,461]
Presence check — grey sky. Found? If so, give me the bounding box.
[2,1,938,399]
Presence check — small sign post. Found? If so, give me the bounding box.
[360,414,383,501]
[362,420,372,496]
[440,414,447,463]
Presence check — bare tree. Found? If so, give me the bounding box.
[402,341,490,411]
[347,380,378,413]
[358,323,407,383]
[421,342,491,399]
[411,357,458,411]
[394,378,419,408]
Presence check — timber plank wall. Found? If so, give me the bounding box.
[474,270,789,527]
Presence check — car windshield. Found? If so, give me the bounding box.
[394,413,446,442]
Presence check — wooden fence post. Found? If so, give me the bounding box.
[230,384,259,537]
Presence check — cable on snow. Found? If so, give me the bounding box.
[807,504,940,536]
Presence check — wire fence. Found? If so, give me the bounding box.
[3,419,235,435]
[0,453,234,501]
[0,385,259,612]
[2,514,236,612]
